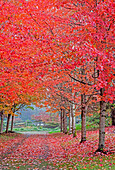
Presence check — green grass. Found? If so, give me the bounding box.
[12,122,102,134]
[0,158,56,170]
[0,135,16,141]
[49,129,60,134]
[49,123,97,134]
[13,115,112,134]
[76,123,81,130]
[3,154,114,170]
[50,154,115,170]
[13,121,108,134]
[13,126,61,133]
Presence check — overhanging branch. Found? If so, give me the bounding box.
[68,73,92,86]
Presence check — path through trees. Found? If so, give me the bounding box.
[0,127,115,169]
[0,0,114,163]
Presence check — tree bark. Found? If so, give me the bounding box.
[69,105,72,134]
[111,108,115,126]
[72,104,76,137]
[81,94,87,142]
[63,109,67,134]
[0,111,4,134]
[11,115,14,132]
[65,111,67,134]
[6,114,11,133]
[63,109,65,133]
[98,88,106,151]
[60,109,63,132]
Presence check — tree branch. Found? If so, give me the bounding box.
[44,21,54,36]
[68,73,92,86]
[29,13,41,27]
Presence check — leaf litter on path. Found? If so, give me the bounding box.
[0,126,115,169]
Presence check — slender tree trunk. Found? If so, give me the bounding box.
[81,94,87,142]
[0,111,4,134]
[60,109,63,132]
[6,114,11,133]
[11,115,14,132]
[98,88,106,151]
[63,109,67,134]
[69,105,72,134]
[72,104,76,137]
[65,111,67,134]
[63,109,65,133]
[111,108,115,126]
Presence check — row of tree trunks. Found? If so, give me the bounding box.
[60,94,87,141]
[80,89,107,151]
[0,113,14,134]
[0,103,25,134]
[60,104,76,137]
[60,88,108,152]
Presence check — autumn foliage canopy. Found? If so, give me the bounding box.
[0,0,114,113]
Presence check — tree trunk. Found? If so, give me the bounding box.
[111,108,115,126]
[11,115,14,132]
[0,111,4,134]
[63,109,67,134]
[98,88,106,151]
[63,109,65,133]
[69,105,72,134]
[6,114,11,133]
[81,94,87,142]
[65,111,67,134]
[72,104,76,137]
[60,109,63,132]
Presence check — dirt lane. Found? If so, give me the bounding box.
[18,131,49,135]
[0,133,54,170]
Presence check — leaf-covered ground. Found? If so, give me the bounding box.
[0,126,115,170]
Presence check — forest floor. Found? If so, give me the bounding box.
[0,126,115,170]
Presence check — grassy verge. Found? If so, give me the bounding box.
[0,132,21,141]
[0,159,55,170]
[0,135,15,142]
[13,126,61,134]
[1,155,114,170]
[53,154,115,170]
[12,116,111,134]
[49,123,99,134]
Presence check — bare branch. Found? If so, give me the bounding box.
[68,73,92,86]
[44,21,54,36]
[29,13,41,27]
